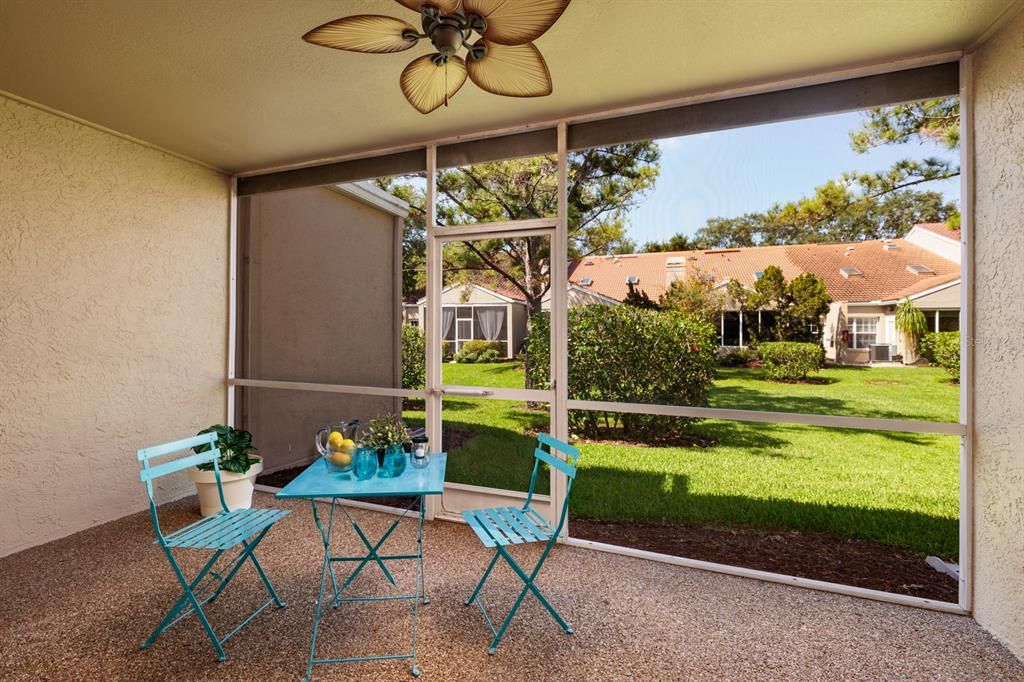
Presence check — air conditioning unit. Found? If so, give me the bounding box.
[869,343,892,363]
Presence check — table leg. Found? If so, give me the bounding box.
[303,499,336,682]
[409,496,426,677]
[304,496,429,679]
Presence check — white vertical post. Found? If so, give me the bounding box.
[553,122,570,534]
[425,146,442,521]
[720,312,725,347]
[226,176,238,427]
[506,303,513,359]
[957,54,974,613]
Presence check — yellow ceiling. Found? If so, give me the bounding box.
[0,0,1013,173]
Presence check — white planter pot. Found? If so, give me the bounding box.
[187,456,263,517]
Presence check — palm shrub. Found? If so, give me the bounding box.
[527,306,718,440]
[757,342,825,381]
[895,298,929,362]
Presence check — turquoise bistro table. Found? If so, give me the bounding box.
[276,452,447,680]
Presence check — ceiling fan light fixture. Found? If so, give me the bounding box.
[304,0,571,113]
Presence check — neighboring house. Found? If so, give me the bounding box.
[403,223,961,366]
[567,223,961,365]
[413,281,530,359]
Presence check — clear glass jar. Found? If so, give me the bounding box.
[411,436,429,468]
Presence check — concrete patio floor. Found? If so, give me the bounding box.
[0,492,1020,681]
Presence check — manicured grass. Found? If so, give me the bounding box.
[711,365,959,422]
[410,361,960,557]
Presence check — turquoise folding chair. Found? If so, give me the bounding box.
[137,432,290,661]
[462,433,581,654]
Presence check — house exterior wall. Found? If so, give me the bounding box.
[511,302,529,357]
[0,95,229,558]
[913,282,961,309]
[905,227,961,263]
[240,187,402,473]
[972,10,1024,660]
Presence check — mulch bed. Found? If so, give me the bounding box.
[258,455,957,602]
[569,518,958,602]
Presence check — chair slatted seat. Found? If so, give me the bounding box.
[461,433,582,654]
[162,508,290,550]
[137,432,289,661]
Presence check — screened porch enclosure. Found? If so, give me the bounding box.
[441,304,513,358]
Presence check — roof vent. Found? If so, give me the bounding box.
[626,275,640,285]
[584,260,595,266]
[580,277,593,286]
[883,243,901,250]
[906,264,934,275]
[839,267,864,278]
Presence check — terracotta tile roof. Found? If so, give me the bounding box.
[914,222,961,241]
[570,237,960,305]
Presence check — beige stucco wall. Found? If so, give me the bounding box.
[972,9,1024,660]
[914,282,961,309]
[0,96,229,558]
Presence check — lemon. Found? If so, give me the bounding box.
[328,431,344,448]
[340,438,356,454]
[330,451,352,467]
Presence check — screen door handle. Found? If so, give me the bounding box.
[441,387,494,397]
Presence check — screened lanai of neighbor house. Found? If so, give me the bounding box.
[1,1,1023,680]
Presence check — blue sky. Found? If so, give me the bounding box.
[624,111,960,246]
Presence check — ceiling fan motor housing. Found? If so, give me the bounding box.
[421,5,486,60]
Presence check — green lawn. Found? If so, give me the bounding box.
[410,362,960,557]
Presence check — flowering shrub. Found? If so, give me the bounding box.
[921,331,960,381]
[527,305,718,440]
[401,324,426,389]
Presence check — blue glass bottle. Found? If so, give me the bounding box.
[383,444,407,478]
[353,446,378,481]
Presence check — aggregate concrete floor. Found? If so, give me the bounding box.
[1,492,1020,681]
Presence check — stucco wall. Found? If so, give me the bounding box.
[0,95,229,558]
[914,282,961,309]
[972,9,1024,660]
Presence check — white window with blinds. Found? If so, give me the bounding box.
[849,317,879,349]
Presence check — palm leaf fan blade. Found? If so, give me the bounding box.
[462,0,571,45]
[303,15,418,53]
[467,41,551,97]
[401,55,468,114]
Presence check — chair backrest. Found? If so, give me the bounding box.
[525,433,582,536]
[138,432,223,541]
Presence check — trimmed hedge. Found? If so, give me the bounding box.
[719,348,755,367]
[401,323,426,389]
[527,306,718,440]
[757,342,825,381]
[921,331,960,381]
[454,339,505,363]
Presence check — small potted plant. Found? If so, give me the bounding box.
[188,424,262,516]
[363,414,411,471]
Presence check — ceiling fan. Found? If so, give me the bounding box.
[303,0,571,114]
